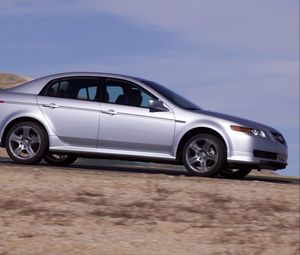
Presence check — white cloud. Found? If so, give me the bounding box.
[255,61,300,77]
[1,0,298,52]
[0,0,85,16]
[92,0,298,52]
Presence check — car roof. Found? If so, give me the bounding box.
[39,72,144,81]
[7,72,149,95]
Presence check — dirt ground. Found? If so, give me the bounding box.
[0,149,299,255]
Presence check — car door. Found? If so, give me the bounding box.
[98,78,175,155]
[37,77,101,148]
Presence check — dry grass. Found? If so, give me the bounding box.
[0,72,31,89]
[0,161,299,255]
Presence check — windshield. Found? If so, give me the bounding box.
[141,80,201,110]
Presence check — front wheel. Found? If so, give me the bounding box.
[219,168,252,179]
[182,134,226,177]
[44,153,77,167]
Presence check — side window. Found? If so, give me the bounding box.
[106,86,124,103]
[58,81,70,98]
[105,79,156,108]
[78,86,97,101]
[139,90,154,107]
[42,77,99,101]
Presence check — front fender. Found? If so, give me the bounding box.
[171,119,233,158]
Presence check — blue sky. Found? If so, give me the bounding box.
[0,0,299,176]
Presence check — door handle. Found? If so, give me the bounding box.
[42,103,59,109]
[101,109,118,115]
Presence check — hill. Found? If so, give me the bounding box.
[0,72,31,89]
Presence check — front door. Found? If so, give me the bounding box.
[98,78,175,155]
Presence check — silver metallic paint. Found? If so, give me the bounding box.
[0,72,288,170]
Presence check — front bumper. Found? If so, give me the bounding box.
[258,160,287,170]
[227,159,287,170]
[227,131,288,171]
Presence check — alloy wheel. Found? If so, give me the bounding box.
[185,138,218,173]
[8,125,41,160]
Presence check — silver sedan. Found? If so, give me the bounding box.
[0,72,288,178]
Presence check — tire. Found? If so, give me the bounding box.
[182,134,226,177]
[5,121,48,165]
[44,153,77,167]
[220,168,252,179]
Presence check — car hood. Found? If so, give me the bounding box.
[193,109,280,134]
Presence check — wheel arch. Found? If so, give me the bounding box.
[176,127,228,162]
[1,117,49,147]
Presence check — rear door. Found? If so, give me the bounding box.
[37,77,101,148]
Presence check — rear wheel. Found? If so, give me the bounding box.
[220,168,252,179]
[44,153,77,167]
[5,122,48,164]
[182,134,226,177]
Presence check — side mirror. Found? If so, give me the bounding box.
[148,99,168,112]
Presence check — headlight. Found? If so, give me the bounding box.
[230,125,269,139]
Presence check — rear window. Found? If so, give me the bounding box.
[41,77,99,101]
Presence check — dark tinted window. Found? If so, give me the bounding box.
[42,78,99,101]
[105,79,156,108]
